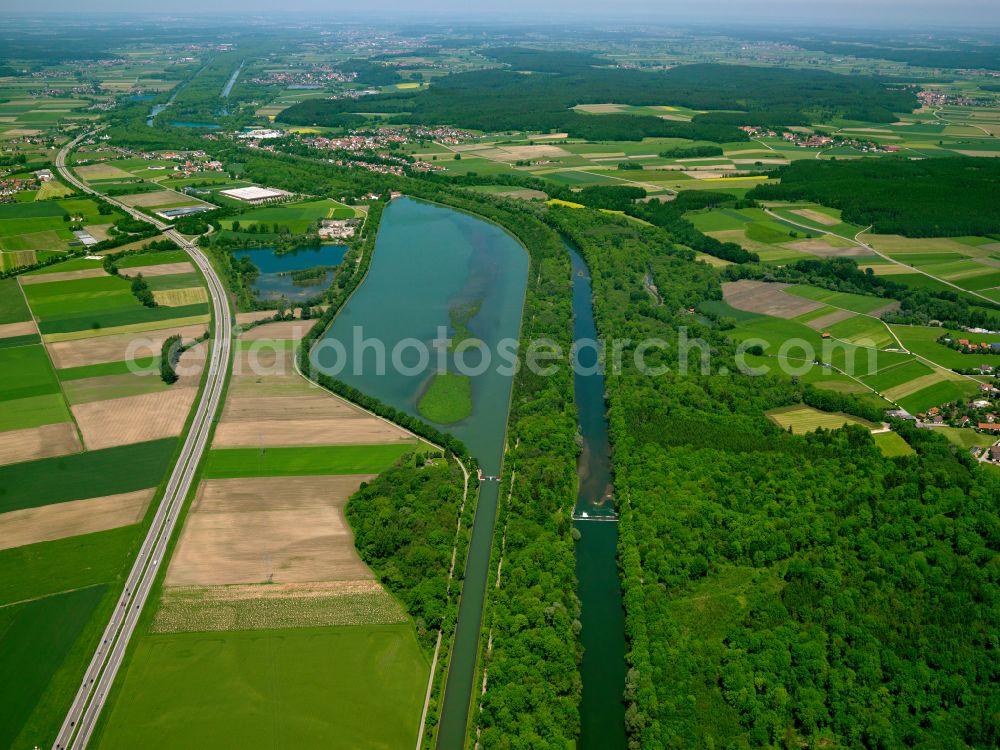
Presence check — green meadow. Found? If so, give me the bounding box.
[97,625,428,750]
[57,357,158,382]
[0,343,61,401]
[0,585,106,749]
[22,276,140,320]
[873,431,916,457]
[203,443,419,478]
[0,393,72,431]
[0,527,137,607]
[0,278,31,323]
[37,302,209,335]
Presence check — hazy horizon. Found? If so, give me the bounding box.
[3,1,999,31]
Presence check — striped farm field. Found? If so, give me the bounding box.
[882,372,951,401]
[766,404,879,434]
[895,379,980,415]
[785,285,896,315]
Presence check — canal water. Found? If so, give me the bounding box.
[232,245,349,302]
[313,197,528,748]
[569,243,628,749]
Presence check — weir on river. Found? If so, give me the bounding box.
[568,242,628,749]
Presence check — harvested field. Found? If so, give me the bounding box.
[72,387,197,449]
[47,323,207,369]
[0,488,152,551]
[791,208,839,226]
[176,341,207,384]
[722,280,823,319]
[574,103,628,113]
[683,170,734,179]
[219,346,411,446]
[166,475,376,586]
[0,320,36,339]
[492,144,569,160]
[152,581,406,633]
[153,287,208,307]
[805,309,856,331]
[75,163,134,180]
[732,158,788,165]
[235,310,282,326]
[229,349,303,395]
[0,421,81,466]
[117,190,199,208]
[214,399,410,447]
[19,267,108,285]
[86,223,114,242]
[786,239,874,257]
[240,320,310,342]
[117,261,195,278]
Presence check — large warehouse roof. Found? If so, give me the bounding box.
[219,186,289,201]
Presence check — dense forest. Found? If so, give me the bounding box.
[278,63,915,139]
[750,158,1000,237]
[346,454,466,648]
[551,206,1000,750]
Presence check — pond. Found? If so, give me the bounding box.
[312,197,529,747]
[232,245,349,303]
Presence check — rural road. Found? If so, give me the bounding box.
[50,130,233,750]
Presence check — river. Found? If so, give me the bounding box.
[312,197,528,748]
[569,243,627,749]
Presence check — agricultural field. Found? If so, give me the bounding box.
[0,220,212,744]
[0,199,106,270]
[689,204,870,264]
[94,318,437,750]
[721,280,982,414]
[0,438,178,747]
[766,404,880,434]
[96,624,428,750]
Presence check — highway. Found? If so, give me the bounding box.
[50,130,233,750]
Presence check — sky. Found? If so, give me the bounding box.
[6,1,1000,30]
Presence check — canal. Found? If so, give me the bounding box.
[568,242,627,749]
[312,197,528,748]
